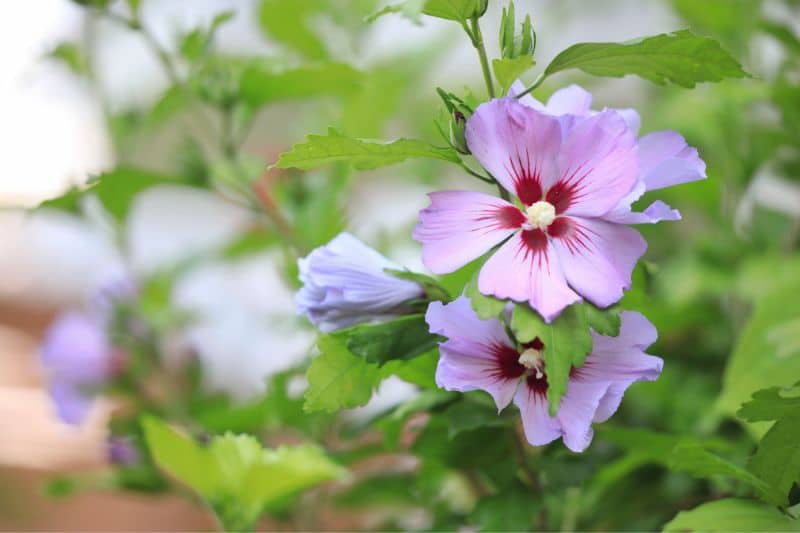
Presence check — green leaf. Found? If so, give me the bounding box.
[142,416,344,528]
[737,384,800,423]
[469,486,539,532]
[48,42,88,76]
[385,268,451,302]
[492,56,535,93]
[509,303,619,415]
[377,389,457,448]
[381,349,440,389]
[668,442,776,501]
[272,128,460,171]
[716,284,800,432]
[141,416,218,497]
[748,414,800,506]
[543,30,749,88]
[465,271,507,320]
[304,335,383,413]
[332,314,441,366]
[422,0,484,22]
[663,498,800,532]
[365,0,425,23]
[443,398,515,439]
[366,0,483,24]
[239,62,363,109]
[258,0,329,60]
[36,167,182,222]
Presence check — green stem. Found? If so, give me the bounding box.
[468,17,495,99]
[513,72,546,100]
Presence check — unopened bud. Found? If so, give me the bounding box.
[449,111,469,155]
[499,1,536,59]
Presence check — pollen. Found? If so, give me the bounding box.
[526,201,556,230]
[518,347,545,379]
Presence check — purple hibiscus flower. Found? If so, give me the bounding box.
[426,297,662,452]
[414,89,705,322]
[296,232,425,332]
[40,311,120,425]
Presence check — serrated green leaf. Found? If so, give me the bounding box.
[36,167,183,222]
[465,272,507,320]
[509,303,544,344]
[737,384,800,423]
[492,56,534,93]
[663,498,800,532]
[332,314,441,366]
[748,414,800,506]
[239,62,363,109]
[543,30,749,88]
[584,303,621,337]
[381,349,440,389]
[273,128,460,171]
[304,336,383,413]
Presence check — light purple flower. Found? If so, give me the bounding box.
[509,81,706,224]
[40,312,118,425]
[414,88,705,321]
[426,297,662,452]
[296,232,425,332]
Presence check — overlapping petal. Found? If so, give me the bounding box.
[638,130,707,190]
[478,231,581,322]
[549,217,646,308]
[427,298,521,410]
[413,191,524,274]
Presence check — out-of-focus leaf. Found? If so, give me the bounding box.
[273,128,460,171]
[663,498,800,532]
[240,62,363,108]
[142,417,344,528]
[760,20,800,55]
[258,0,329,60]
[304,335,383,413]
[442,398,514,439]
[492,56,534,93]
[47,42,88,75]
[332,314,441,366]
[717,284,800,432]
[367,0,483,23]
[543,30,749,88]
[36,167,182,222]
[469,486,539,532]
[385,269,451,302]
[365,0,425,23]
[748,414,800,506]
[381,349,440,389]
[377,389,457,448]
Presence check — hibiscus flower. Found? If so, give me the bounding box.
[426,297,662,452]
[414,89,705,321]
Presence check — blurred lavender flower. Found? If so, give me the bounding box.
[40,311,118,425]
[108,437,139,465]
[296,233,425,332]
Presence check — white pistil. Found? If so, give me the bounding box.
[518,347,544,379]
[526,201,556,230]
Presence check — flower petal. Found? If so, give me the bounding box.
[514,382,562,446]
[547,110,638,217]
[414,190,524,274]
[549,217,646,308]
[574,311,663,422]
[639,130,707,191]
[507,80,546,111]
[556,379,611,452]
[545,84,593,116]
[428,298,521,410]
[466,98,562,205]
[477,230,581,322]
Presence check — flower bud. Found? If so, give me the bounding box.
[473,0,489,18]
[449,111,469,155]
[499,1,536,59]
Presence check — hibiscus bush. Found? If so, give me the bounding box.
[30,0,800,531]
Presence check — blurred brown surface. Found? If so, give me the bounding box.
[0,302,214,531]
